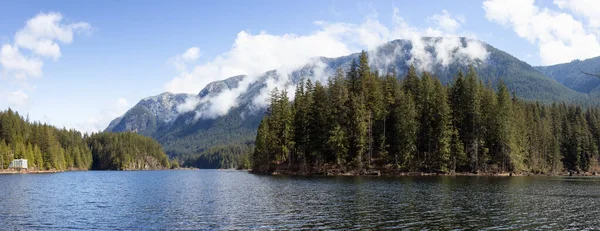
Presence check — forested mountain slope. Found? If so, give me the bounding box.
[536,57,600,96]
[106,37,597,168]
[253,52,600,174]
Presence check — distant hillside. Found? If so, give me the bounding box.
[106,37,598,166]
[368,39,591,105]
[536,57,600,96]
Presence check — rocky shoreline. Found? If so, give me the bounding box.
[252,168,597,177]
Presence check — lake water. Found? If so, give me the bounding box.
[1,170,599,230]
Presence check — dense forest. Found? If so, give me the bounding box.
[87,132,171,170]
[0,109,171,171]
[252,51,600,175]
[0,109,92,170]
[180,143,252,169]
[536,57,600,95]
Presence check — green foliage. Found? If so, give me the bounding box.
[536,57,600,94]
[252,51,600,174]
[155,103,261,157]
[0,109,92,170]
[86,132,170,170]
[182,143,253,169]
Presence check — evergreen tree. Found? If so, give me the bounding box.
[430,77,452,172]
[292,79,309,169]
[495,81,522,172]
[248,66,600,175]
[327,68,350,166]
[308,81,329,165]
[253,119,270,172]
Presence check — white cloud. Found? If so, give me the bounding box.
[4,90,29,108]
[181,47,201,62]
[429,10,463,33]
[164,8,488,119]
[165,30,352,94]
[176,96,200,114]
[0,12,90,81]
[197,87,244,119]
[0,12,91,131]
[74,97,130,134]
[483,0,600,65]
[171,47,201,72]
[14,12,90,60]
[554,0,600,29]
[0,44,43,80]
[115,97,129,112]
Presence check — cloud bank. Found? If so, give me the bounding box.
[483,0,600,65]
[165,8,488,120]
[74,97,130,134]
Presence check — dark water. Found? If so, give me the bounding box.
[1,170,600,230]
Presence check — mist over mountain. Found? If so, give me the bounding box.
[105,37,597,158]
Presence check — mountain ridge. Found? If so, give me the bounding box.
[535,57,600,95]
[105,37,598,158]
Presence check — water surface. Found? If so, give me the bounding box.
[1,170,599,230]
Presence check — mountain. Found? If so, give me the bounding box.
[350,38,592,104]
[536,57,600,96]
[104,72,272,156]
[106,37,597,159]
[105,92,195,136]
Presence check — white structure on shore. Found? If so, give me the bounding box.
[9,159,27,170]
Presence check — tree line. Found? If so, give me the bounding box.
[252,51,600,174]
[0,109,171,170]
[87,132,171,170]
[180,143,253,169]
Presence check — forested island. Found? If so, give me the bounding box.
[0,109,172,171]
[252,51,600,176]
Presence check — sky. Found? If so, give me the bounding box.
[1,0,599,133]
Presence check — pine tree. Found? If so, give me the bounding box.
[430,77,452,172]
[309,81,329,165]
[247,68,600,175]
[292,79,309,169]
[252,119,270,172]
[347,93,368,170]
[327,68,350,167]
[403,65,420,96]
[328,124,348,167]
[416,72,435,170]
[464,66,482,171]
[496,80,522,172]
[390,86,418,170]
[450,126,466,173]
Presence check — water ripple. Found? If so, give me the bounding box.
[0,171,600,229]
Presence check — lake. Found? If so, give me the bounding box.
[1,170,599,230]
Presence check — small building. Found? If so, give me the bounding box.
[9,159,27,170]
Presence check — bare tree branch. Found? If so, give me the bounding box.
[578,65,600,78]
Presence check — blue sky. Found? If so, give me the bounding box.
[1,0,599,133]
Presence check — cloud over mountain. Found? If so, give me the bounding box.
[164,8,488,120]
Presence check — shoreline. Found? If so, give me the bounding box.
[0,167,199,174]
[251,169,596,177]
[0,170,62,174]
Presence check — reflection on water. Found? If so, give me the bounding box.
[0,170,599,229]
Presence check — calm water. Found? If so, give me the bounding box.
[1,170,600,230]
